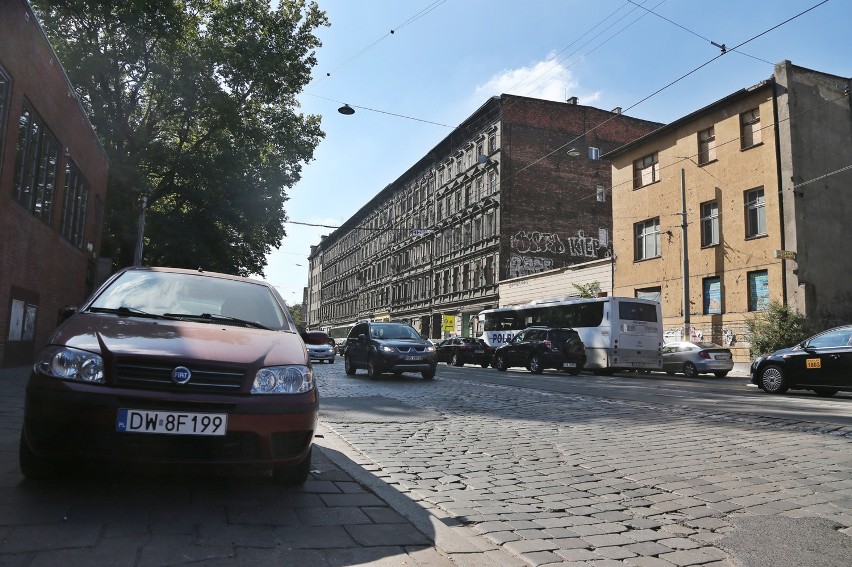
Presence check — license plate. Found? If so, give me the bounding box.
[117,409,227,436]
[404,355,422,361]
[806,358,821,369]
[714,354,731,360]
[475,350,484,354]
[563,362,577,368]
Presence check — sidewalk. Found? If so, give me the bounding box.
[0,364,511,566]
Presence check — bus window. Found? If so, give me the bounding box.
[618,301,658,322]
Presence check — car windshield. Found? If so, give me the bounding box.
[370,324,421,340]
[695,342,722,349]
[89,270,292,331]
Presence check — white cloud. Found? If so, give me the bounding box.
[472,55,590,105]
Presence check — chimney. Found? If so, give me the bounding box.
[611,107,622,115]
[566,96,579,105]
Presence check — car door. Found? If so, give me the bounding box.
[802,328,852,388]
[436,339,452,363]
[348,323,369,367]
[504,330,527,366]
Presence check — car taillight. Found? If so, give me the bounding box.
[699,351,711,359]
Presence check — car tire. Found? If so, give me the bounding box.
[760,364,788,394]
[495,353,508,371]
[422,367,436,380]
[330,358,335,364]
[813,387,838,397]
[367,356,380,379]
[273,446,312,486]
[344,356,356,376]
[682,362,699,378]
[566,368,581,376]
[452,353,463,367]
[713,371,728,378]
[19,431,58,480]
[480,362,490,368]
[528,354,544,374]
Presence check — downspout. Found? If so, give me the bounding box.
[771,76,788,308]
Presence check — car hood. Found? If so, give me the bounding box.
[375,338,431,348]
[766,345,800,358]
[52,313,307,367]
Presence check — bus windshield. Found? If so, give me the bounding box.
[617,301,658,322]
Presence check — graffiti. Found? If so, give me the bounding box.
[663,325,738,346]
[511,231,566,254]
[508,255,553,278]
[511,230,611,259]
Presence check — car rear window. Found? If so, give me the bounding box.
[549,329,578,343]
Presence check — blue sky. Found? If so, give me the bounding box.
[260,0,850,303]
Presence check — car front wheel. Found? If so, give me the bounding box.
[344,356,356,376]
[19,431,59,480]
[367,356,380,379]
[528,354,544,374]
[713,371,728,378]
[422,367,436,380]
[760,364,788,394]
[452,353,463,367]
[495,353,508,371]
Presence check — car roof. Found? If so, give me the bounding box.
[122,266,272,286]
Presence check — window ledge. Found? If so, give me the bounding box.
[698,158,718,167]
[633,255,661,263]
[740,141,764,152]
[633,179,661,190]
[745,233,768,241]
[700,243,720,249]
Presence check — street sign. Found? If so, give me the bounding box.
[774,250,797,261]
[442,315,456,332]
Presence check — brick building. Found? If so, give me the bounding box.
[307,94,661,338]
[0,1,110,366]
[607,61,852,361]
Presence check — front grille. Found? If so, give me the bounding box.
[114,361,246,393]
[392,345,428,353]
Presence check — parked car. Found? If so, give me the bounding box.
[335,338,348,355]
[750,325,852,397]
[661,341,734,377]
[303,330,335,364]
[493,326,586,375]
[344,321,437,379]
[20,266,318,484]
[436,337,494,367]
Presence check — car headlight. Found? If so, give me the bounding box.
[35,346,105,383]
[252,365,314,394]
[381,345,395,353]
[425,345,436,352]
[752,356,764,367]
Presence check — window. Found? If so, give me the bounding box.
[487,171,496,193]
[744,187,766,238]
[740,108,761,148]
[476,177,483,201]
[0,65,10,175]
[703,277,722,314]
[588,147,601,160]
[438,168,445,185]
[488,132,496,154]
[61,160,90,247]
[596,185,606,202]
[633,153,659,188]
[747,270,769,311]
[12,104,61,224]
[698,127,716,164]
[807,328,852,349]
[634,218,660,260]
[700,201,719,246]
[635,287,661,303]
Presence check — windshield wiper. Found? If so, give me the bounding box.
[88,306,177,320]
[162,312,271,330]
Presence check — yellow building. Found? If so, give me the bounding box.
[607,61,852,362]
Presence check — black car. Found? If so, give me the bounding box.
[344,321,437,379]
[493,326,586,375]
[750,325,852,397]
[436,337,494,368]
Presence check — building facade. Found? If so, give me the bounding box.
[0,1,110,365]
[307,95,661,338]
[608,61,852,361]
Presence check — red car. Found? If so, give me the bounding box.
[20,267,318,484]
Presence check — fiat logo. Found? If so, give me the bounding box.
[171,366,192,385]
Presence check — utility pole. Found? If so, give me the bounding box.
[133,195,147,267]
[680,169,690,341]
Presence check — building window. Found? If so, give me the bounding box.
[488,132,496,154]
[0,65,10,174]
[698,126,716,164]
[476,176,483,201]
[588,147,601,160]
[700,200,719,247]
[633,153,659,188]
[596,185,606,202]
[61,160,90,248]
[13,104,62,225]
[635,287,661,303]
[747,270,769,311]
[744,187,766,238]
[634,218,660,261]
[740,108,761,148]
[487,170,496,193]
[703,276,722,314]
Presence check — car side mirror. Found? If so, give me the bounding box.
[358,334,367,343]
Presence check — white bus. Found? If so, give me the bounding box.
[478,296,663,373]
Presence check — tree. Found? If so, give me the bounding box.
[745,301,812,359]
[32,0,328,276]
[572,281,601,298]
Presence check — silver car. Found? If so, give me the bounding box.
[661,341,734,377]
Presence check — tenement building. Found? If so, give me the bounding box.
[607,61,852,361]
[0,2,109,366]
[307,94,661,339]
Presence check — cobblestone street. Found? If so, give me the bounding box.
[316,363,852,567]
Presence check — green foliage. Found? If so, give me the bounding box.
[745,301,812,359]
[32,0,328,276]
[571,281,600,298]
[288,302,304,330]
